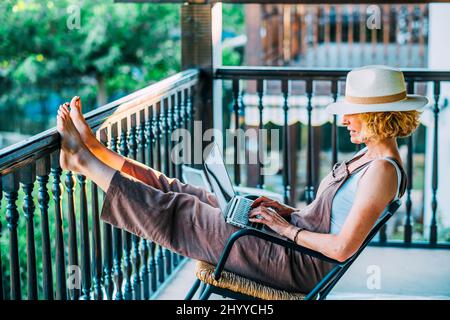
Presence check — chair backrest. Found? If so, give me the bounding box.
[310,199,402,300]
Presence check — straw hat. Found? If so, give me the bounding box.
[326,65,428,115]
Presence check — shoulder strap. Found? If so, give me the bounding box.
[353,146,368,158]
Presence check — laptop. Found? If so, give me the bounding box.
[203,143,280,236]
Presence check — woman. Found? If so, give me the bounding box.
[56,65,427,293]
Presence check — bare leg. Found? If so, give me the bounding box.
[68,96,125,171]
[57,103,116,192]
[66,96,218,206]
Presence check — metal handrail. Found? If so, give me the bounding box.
[0,69,199,175]
[215,66,450,81]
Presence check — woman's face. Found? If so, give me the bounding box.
[341,114,365,144]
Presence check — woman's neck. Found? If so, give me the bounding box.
[363,137,399,160]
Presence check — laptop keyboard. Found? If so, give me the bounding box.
[232,197,264,230]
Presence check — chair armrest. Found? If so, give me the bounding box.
[212,228,343,281]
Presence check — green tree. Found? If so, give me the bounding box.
[0,0,180,133]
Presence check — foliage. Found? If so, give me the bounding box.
[223,3,245,35]
[0,0,181,134]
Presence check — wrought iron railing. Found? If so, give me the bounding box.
[0,69,199,300]
[1,65,449,301]
[215,66,450,248]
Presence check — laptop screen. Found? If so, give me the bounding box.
[204,143,236,214]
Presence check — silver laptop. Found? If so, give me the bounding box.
[203,143,278,236]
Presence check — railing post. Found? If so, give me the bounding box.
[3,171,21,300]
[430,81,440,245]
[281,79,291,205]
[108,124,124,300]
[128,115,142,300]
[232,79,241,186]
[142,109,153,299]
[305,79,315,204]
[36,156,54,300]
[102,201,114,300]
[145,106,158,295]
[331,80,339,167]
[19,163,38,300]
[98,130,113,300]
[91,180,103,300]
[118,118,134,300]
[78,174,91,299]
[404,80,415,244]
[161,99,173,279]
[50,151,67,300]
[169,94,181,269]
[149,241,157,294]
[174,92,183,179]
[152,103,166,286]
[65,170,79,300]
[256,79,265,189]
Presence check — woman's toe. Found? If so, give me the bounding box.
[57,116,64,129]
[61,104,69,113]
[75,97,82,110]
[70,96,81,112]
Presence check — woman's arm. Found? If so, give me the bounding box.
[250,159,397,262]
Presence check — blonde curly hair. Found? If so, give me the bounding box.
[358,110,421,142]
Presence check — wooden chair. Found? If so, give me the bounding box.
[185,199,402,300]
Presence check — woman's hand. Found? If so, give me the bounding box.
[250,196,296,219]
[248,205,296,238]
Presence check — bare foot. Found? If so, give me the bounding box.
[56,103,91,173]
[69,96,98,149]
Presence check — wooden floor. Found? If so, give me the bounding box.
[154,247,450,300]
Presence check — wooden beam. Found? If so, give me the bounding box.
[181,2,222,152]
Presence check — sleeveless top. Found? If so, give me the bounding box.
[288,147,407,292]
[329,147,404,234]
